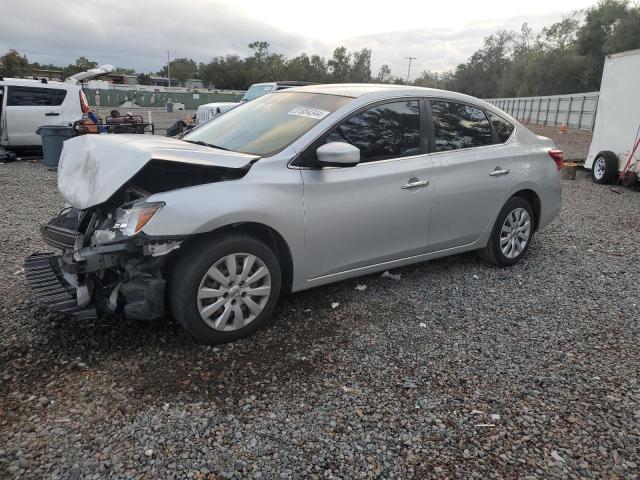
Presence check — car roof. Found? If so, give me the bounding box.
[0,78,75,89]
[283,83,503,113]
[284,83,486,103]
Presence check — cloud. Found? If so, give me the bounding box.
[0,0,572,79]
[0,0,325,72]
[345,11,568,79]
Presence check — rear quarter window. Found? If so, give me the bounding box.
[430,101,493,152]
[489,112,515,143]
[7,86,67,106]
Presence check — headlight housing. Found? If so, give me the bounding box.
[113,201,165,237]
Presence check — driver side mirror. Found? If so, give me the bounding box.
[315,142,360,168]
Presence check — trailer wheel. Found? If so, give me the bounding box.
[591,151,618,184]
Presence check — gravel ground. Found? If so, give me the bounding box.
[526,125,593,162]
[1,161,639,479]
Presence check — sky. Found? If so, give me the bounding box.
[1,0,596,81]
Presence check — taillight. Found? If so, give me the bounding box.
[79,90,89,114]
[548,149,564,171]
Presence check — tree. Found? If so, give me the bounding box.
[309,55,328,82]
[328,46,351,81]
[160,58,198,85]
[62,56,99,78]
[350,48,372,82]
[113,67,136,75]
[376,64,392,83]
[576,0,637,87]
[413,71,449,88]
[75,56,98,70]
[0,49,29,77]
[137,72,153,85]
[542,13,581,52]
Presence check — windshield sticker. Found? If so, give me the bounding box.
[287,106,331,120]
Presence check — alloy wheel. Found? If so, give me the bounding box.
[197,253,271,331]
[500,208,531,259]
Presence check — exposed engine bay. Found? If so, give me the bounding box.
[25,157,251,320]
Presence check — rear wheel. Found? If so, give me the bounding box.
[168,232,281,344]
[591,151,618,184]
[479,197,534,266]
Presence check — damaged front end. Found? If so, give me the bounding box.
[25,201,182,321]
[24,133,258,320]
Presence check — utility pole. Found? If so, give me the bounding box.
[167,50,171,87]
[405,56,416,84]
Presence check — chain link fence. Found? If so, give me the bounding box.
[485,92,600,131]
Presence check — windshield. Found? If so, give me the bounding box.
[241,84,275,102]
[183,92,352,156]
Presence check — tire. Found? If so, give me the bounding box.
[591,151,618,184]
[479,196,535,266]
[168,232,281,344]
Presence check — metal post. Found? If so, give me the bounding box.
[405,56,416,84]
[577,95,586,130]
[545,98,551,125]
[554,98,561,126]
[167,50,171,88]
[530,99,535,123]
[566,96,573,128]
[536,98,542,124]
[591,95,599,132]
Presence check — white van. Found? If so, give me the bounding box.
[0,65,112,149]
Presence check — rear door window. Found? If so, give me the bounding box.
[324,100,421,162]
[488,112,515,143]
[430,101,493,152]
[7,86,67,106]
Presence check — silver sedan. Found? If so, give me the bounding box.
[28,84,562,344]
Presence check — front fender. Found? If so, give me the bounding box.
[141,161,307,286]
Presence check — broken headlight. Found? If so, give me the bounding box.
[113,201,165,238]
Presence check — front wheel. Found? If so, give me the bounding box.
[168,232,281,344]
[479,197,534,266]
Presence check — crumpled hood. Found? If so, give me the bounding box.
[58,134,258,209]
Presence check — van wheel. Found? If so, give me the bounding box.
[591,151,618,184]
[168,232,281,344]
[479,197,534,266]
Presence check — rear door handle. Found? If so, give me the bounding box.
[401,180,430,189]
[45,112,60,116]
[489,168,510,177]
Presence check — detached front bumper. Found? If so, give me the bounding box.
[24,253,97,319]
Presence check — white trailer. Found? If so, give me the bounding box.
[585,49,640,184]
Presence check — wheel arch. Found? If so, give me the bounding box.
[511,189,541,231]
[177,222,294,295]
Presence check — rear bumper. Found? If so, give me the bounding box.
[24,253,96,319]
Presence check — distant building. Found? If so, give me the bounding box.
[102,73,138,85]
[150,76,204,89]
[20,68,63,81]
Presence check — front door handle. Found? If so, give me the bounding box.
[45,112,60,116]
[489,168,510,177]
[401,180,430,190]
